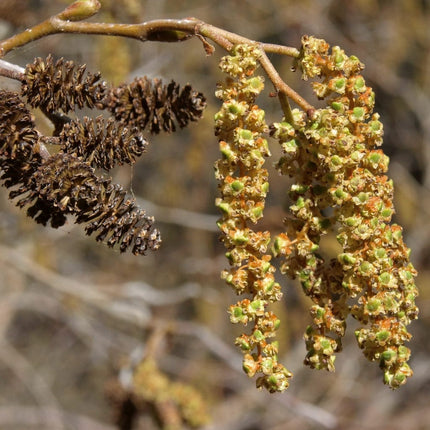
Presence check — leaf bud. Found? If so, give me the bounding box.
[328,77,346,94]
[253,329,265,342]
[351,106,366,122]
[58,0,101,21]
[215,198,231,215]
[219,141,238,162]
[248,299,265,316]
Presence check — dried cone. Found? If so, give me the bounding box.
[0,89,39,195]
[60,116,148,170]
[0,90,67,227]
[0,90,38,159]
[23,153,161,255]
[104,77,206,134]
[21,55,107,113]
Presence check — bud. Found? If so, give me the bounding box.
[58,0,101,21]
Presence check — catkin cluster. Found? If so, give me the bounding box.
[133,358,210,429]
[215,45,292,392]
[107,357,210,430]
[271,36,418,388]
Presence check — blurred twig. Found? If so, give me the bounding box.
[0,341,66,430]
[138,197,219,232]
[0,405,115,430]
[0,242,339,429]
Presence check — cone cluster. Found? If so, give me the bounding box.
[1,55,207,254]
[28,153,160,255]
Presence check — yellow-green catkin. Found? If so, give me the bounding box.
[271,36,418,388]
[215,44,292,392]
[133,358,210,428]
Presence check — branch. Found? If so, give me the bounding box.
[0,1,311,112]
[0,13,300,59]
[0,242,338,428]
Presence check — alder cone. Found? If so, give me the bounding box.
[60,116,148,170]
[104,76,207,134]
[21,55,107,113]
[0,90,40,197]
[0,90,67,226]
[0,90,38,159]
[25,154,161,255]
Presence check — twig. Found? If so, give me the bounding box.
[0,243,237,366]
[122,281,202,305]
[0,405,115,430]
[0,59,24,80]
[0,14,299,60]
[137,197,219,232]
[0,244,111,306]
[202,378,338,430]
[0,1,312,112]
[0,290,121,356]
[258,48,314,114]
[0,244,204,323]
[0,341,66,430]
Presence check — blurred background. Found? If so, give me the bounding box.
[0,0,429,429]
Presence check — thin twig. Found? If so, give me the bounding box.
[258,48,314,113]
[0,244,203,322]
[278,91,295,124]
[0,342,67,430]
[0,59,24,80]
[0,405,115,430]
[137,197,219,232]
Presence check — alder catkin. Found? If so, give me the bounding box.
[271,36,418,388]
[215,44,292,393]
